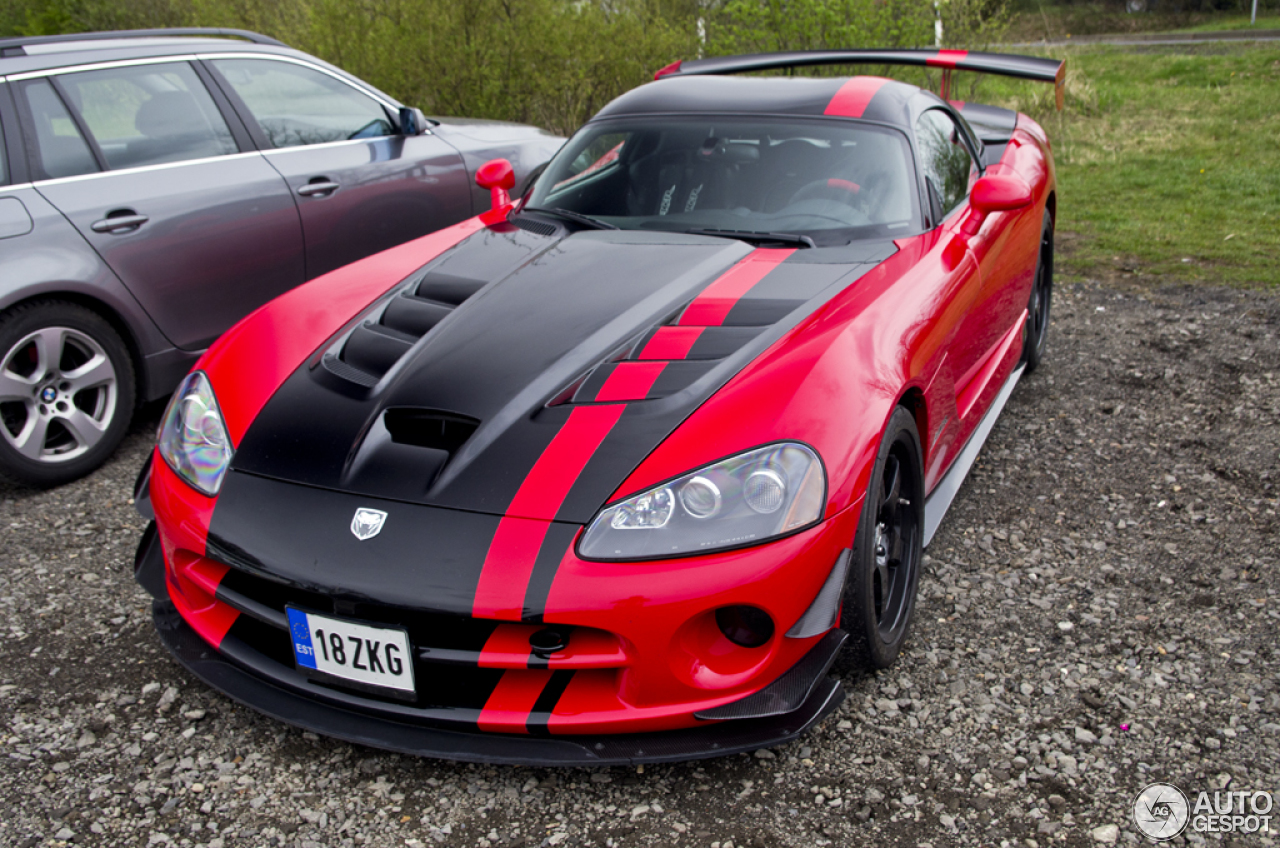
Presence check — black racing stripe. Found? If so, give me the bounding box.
[526,670,575,736]
[526,625,576,670]
[859,79,916,125]
[686,326,764,359]
[521,523,583,624]
[721,300,806,328]
[557,258,893,521]
[556,403,684,520]
[572,364,615,404]
[647,360,715,398]
[207,470,503,618]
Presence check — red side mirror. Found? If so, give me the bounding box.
[960,174,1033,236]
[476,158,516,213]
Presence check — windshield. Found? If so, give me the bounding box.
[526,117,921,245]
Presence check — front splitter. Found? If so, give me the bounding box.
[152,600,846,766]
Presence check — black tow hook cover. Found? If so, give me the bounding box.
[529,628,568,657]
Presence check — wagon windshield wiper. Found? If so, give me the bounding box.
[684,228,815,248]
[520,206,618,230]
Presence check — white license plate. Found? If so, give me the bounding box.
[287,608,415,695]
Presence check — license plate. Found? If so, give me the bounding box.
[287,608,415,696]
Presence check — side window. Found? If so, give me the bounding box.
[210,58,393,149]
[19,79,98,180]
[0,112,8,185]
[55,62,237,170]
[915,109,978,221]
[556,133,627,189]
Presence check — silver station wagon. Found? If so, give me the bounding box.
[0,28,561,486]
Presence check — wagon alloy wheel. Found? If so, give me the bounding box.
[1022,210,1054,373]
[843,407,924,669]
[0,302,135,487]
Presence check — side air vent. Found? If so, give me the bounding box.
[384,409,479,453]
[342,323,416,376]
[415,272,487,305]
[327,270,489,387]
[381,294,452,337]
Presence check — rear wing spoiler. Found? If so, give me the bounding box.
[653,49,1066,111]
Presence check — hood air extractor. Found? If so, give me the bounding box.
[324,270,489,388]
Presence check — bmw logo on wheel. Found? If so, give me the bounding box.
[40,386,57,403]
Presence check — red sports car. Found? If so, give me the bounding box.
[135,49,1063,764]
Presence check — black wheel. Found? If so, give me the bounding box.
[1022,210,1054,374]
[0,301,136,487]
[842,406,924,669]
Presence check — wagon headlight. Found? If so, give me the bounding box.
[579,443,825,561]
[158,371,233,497]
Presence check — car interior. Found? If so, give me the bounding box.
[530,118,920,244]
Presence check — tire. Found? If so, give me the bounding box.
[0,301,136,487]
[1021,210,1054,374]
[842,406,925,669]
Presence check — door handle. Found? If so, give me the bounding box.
[297,181,340,197]
[90,213,149,234]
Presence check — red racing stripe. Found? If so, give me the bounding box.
[824,77,890,118]
[479,623,536,668]
[638,326,702,360]
[167,554,239,648]
[473,404,626,620]
[477,669,553,733]
[596,361,667,402]
[927,49,969,69]
[678,248,795,326]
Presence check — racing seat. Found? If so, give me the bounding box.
[626,139,732,217]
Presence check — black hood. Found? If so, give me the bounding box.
[228,224,895,524]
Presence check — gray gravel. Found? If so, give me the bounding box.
[1,278,1278,848]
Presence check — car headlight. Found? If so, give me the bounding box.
[578,443,825,561]
[158,371,233,496]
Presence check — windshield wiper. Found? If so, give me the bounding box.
[520,206,618,231]
[684,228,815,248]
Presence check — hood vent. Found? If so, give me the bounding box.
[384,409,479,453]
[325,270,488,388]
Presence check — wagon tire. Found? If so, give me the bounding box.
[0,300,136,488]
[842,406,924,670]
[1022,210,1054,374]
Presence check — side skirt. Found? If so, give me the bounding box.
[921,363,1025,548]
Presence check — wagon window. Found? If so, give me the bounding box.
[915,109,977,222]
[53,62,237,171]
[211,58,394,149]
[18,79,99,180]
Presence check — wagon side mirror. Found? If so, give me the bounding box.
[959,174,1033,236]
[476,158,516,216]
[398,106,428,136]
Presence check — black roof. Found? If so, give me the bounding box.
[592,75,926,128]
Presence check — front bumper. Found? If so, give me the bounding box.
[150,594,845,766]
[136,521,847,764]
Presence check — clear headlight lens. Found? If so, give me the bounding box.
[158,371,233,497]
[579,443,825,561]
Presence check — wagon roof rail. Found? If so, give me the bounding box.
[0,27,287,58]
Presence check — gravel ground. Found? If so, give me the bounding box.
[1,277,1277,848]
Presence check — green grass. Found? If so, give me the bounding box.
[1177,13,1280,31]
[974,42,1280,288]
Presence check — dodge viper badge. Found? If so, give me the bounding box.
[350,508,387,540]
